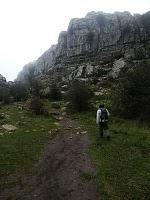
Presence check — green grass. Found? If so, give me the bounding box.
[0,104,57,177]
[76,111,150,200]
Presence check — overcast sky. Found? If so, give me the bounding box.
[0,0,149,81]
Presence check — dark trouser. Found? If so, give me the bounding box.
[99,121,108,137]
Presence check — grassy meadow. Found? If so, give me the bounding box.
[0,101,150,199]
[0,103,57,178]
[76,111,150,200]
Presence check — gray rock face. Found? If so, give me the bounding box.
[16,11,150,89]
[0,74,7,86]
[2,124,17,131]
[110,58,126,78]
[16,62,36,83]
[0,74,9,89]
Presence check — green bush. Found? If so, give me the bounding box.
[0,86,10,104]
[111,63,150,119]
[49,83,62,101]
[68,81,93,112]
[25,96,48,115]
[10,82,28,101]
[51,102,61,109]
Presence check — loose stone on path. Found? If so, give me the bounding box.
[2,124,17,131]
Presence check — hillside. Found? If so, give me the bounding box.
[16,11,150,95]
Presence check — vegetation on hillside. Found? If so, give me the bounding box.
[68,81,93,112]
[111,63,150,119]
[0,86,10,104]
[10,82,28,101]
[48,83,62,101]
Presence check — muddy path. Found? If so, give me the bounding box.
[0,114,99,200]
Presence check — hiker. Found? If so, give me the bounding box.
[96,104,110,140]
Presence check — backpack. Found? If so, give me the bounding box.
[100,108,108,122]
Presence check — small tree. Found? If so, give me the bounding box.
[68,81,93,112]
[31,79,42,96]
[49,83,62,101]
[10,82,28,101]
[25,96,46,115]
[111,63,150,119]
[24,67,41,96]
[0,86,10,104]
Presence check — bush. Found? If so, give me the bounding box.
[49,83,62,101]
[10,82,28,101]
[30,80,42,96]
[51,102,61,109]
[0,86,10,104]
[68,81,93,112]
[24,67,42,96]
[111,63,150,119]
[25,96,48,115]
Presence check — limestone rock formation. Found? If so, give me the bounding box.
[0,74,7,87]
[16,11,150,92]
[2,124,17,131]
[0,74,15,89]
[0,74,11,102]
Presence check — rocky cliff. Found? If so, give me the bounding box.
[0,74,14,90]
[17,11,150,94]
[0,74,7,87]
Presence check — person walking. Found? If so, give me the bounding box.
[96,104,110,140]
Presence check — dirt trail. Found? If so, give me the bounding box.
[0,114,99,200]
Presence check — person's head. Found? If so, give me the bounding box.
[99,104,105,108]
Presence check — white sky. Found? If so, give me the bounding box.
[0,0,149,81]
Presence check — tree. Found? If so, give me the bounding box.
[0,86,10,104]
[111,63,150,119]
[68,81,93,112]
[24,67,41,96]
[25,96,46,115]
[10,82,28,101]
[49,83,62,101]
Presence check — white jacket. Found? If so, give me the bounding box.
[96,108,110,124]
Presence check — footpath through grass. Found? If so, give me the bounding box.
[76,111,150,200]
[0,104,57,178]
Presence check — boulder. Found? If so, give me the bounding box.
[2,124,17,131]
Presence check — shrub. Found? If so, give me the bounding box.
[49,83,62,101]
[111,63,150,119]
[10,82,28,101]
[0,86,10,104]
[24,67,42,96]
[68,81,93,112]
[30,80,42,96]
[25,96,47,115]
[51,102,61,109]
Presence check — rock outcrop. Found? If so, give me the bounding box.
[17,11,150,91]
[0,74,10,102]
[0,74,7,87]
[0,74,14,89]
